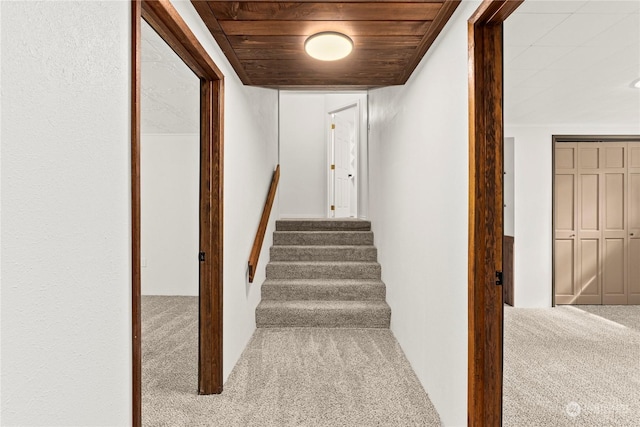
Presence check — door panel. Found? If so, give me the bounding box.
[555,144,578,303]
[629,239,640,304]
[555,239,575,303]
[629,143,640,304]
[604,173,625,230]
[577,238,601,303]
[580,174,600,231]
[580,146,599,169]
[603,238,626,303]
[602,144,627,304]
[555,175,575,231]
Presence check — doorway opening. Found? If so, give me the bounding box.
[328,103,359,218]
[132,1,224,426]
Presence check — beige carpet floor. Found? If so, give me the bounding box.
[142,296,441,426]
[504,305,640,426]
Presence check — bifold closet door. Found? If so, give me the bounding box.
[629,144,640,304]
[602,144,627,304]
[555,143,579,304]
[555,141,640,305]
[576,144,602,304]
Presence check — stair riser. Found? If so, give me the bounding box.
[256,307,391,328]
[267,264,381,280]
[270,246,377,262]
[262,284,386,301]
[274,232,374,246]
[276,220,371,232]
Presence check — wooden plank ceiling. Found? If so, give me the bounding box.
[191,0,461,89]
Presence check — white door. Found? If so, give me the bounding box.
[330,107,356,218]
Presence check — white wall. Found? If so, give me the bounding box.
[506,124,640,308]
[504,137,515,236]
[367,2,479,425]
[171,0,279,382]
[1,1,131,425]
[279,92,368,218]
[141,134,199,296]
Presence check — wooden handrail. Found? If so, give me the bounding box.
[248,165,280,283]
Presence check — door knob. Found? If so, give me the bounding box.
[570,234,575,237]
[631,233,635,236]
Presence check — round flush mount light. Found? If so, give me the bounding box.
[304,32,353,61]
[633,78,640,89]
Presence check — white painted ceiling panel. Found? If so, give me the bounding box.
[505,0,640,126]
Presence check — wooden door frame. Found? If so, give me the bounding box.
[132,0,224,425]
[468,1,522,425]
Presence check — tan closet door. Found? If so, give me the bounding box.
[576,144,602,304]
[602,144,628,304]
[629,143,640,304]
[555,144,578,304]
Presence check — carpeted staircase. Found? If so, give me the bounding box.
[256,219,391,328]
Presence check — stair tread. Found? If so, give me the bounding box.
[268,261,380,265]
[263,279,384,285]
[258,300,390,309]
[272,245,376,248]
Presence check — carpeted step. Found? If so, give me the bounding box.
[270,245,377,262]
[274,231,373,246]
[276,218,371,232]
[261,279,386,301]
[256,300,391,328]
[266,261,381,280]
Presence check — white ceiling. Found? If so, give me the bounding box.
[141,20,199,134]
[140,1,639,131]
[505,0,640,126]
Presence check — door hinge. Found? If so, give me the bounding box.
[331,124,335,129]
[496,270,503,286]
[330,205,335,211]
[199,251,206,262]
[330,164,335,170]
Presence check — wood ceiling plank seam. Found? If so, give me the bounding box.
[400,0,460,83]
[206,2,443,21]
[217,20,432,36]
[191,1,254,84]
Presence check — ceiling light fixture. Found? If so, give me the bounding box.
[633,78,640,89]
[304,32,353,61]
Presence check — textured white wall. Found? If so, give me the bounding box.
[141,134,200,296]
[506,123,640,308]
[1,1,131,425]
[280,93,327,217]
[504,137,515,236]
[368,2,479,425]
[170,0,279,381]
[279,92,368,218]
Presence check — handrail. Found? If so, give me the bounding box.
[248,164,280,283]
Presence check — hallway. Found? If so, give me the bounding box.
[142,296,441,426]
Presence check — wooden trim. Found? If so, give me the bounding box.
[132,0,225,424]
[191,0,252,84]
[142,0,223,80]
[401,0,461,83]
[468,1,522,426]
[248,165,281,283]
[131,1,142,426]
